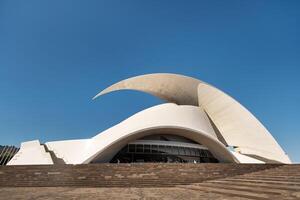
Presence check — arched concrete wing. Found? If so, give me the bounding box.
[93,73,201,105]
[197,83,291,163]
[86,126,236,164]
[45,103,236,164]
[94,73,291,163]
[83,103,236,164]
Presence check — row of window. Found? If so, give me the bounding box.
[123,144,214,158]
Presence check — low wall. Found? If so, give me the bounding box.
[0,163,280,187]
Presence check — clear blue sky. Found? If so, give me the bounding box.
[0,0,299,162]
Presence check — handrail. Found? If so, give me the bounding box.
[0,146,20,165]
[0,146,9,165]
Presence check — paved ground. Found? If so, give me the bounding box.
[0,187,255,200]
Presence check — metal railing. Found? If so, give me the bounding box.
[0,146,19,165]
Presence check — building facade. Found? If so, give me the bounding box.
[8,73,291,165]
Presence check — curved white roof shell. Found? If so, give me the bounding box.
[94,73,291,163]
[94,73,202,105]
[44,103,237,164]
[8,73,291,165]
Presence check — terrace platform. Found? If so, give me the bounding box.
[0,164,299,199]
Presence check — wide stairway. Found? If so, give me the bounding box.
[179,164,300,199]
[0,163,279,187]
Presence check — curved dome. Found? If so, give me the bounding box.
[94,73,291,163]
[44,103,236,164]
[84,103,237,164]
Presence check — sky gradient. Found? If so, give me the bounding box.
[0,0,299,162]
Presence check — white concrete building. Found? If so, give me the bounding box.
[8,73,291,165]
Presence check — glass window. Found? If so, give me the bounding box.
[200,150,206,157]
[136,144,143,153]
[172,146,179,155]
[190,148,196,156]
[195,149,200,156]
[179,147,185,155]
[129,144,135,153]
[151,145,158,153]
[166,146,172,154]
[184,148,190,156]
[159,145,166,153]
[144,144,151,153]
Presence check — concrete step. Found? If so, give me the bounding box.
[222,178,300,186]
[0,163,285,188]
[179,184,271,200]
[207,179,300,191]
[198,182,289,195]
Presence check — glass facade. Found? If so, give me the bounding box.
[110,143,218,163]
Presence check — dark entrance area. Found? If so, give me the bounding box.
[109,135,218,163]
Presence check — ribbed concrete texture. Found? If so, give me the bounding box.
[0,164,300,199]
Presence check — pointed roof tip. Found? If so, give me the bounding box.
[92,73,202,105]
[92,73,199,101]
[93,88,113,100]
[92,92,104,100]
[92,95,98,100]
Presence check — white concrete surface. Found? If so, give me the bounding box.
[197,83,290,163]
[230,151,265,164]
[7,140,53,165]
[44,103,236,164]
[8,73,291,165]
[94,73,291,163]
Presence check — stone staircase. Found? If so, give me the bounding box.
[179,164,300,199]
[0,163,278,187]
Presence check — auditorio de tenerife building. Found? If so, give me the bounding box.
[8,73,291,165]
